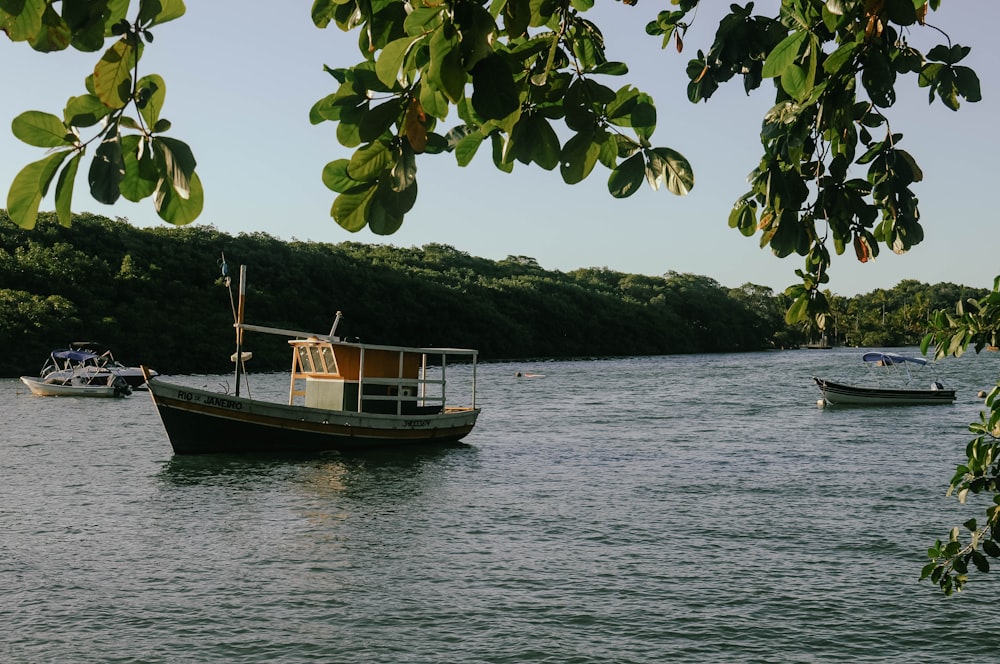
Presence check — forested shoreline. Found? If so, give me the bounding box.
[0,212,987,377]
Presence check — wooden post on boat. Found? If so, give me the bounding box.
[234,265,247,397]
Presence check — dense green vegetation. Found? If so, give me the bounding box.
[0,212,986,378]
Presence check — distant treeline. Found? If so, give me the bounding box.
[0,212,988,377]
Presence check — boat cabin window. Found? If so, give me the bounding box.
[296,346,312,372]
[320,345,336,374]
[295,342,338,376]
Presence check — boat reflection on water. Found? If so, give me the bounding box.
[157,443,473,497]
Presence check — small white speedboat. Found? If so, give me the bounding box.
[20,373,131,397]
[20,348,133,398]
[814,352,956,406]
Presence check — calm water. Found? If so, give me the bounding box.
[3,347,1000,662]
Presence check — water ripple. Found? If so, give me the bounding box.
[3,348,1000,661]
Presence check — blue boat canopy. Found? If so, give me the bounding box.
[861,352,928,366]
[52,349,100,362]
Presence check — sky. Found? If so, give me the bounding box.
[1,2,997,297]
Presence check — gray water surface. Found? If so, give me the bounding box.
[3,347,999,662]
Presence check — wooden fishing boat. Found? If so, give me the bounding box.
[143,264,480,455]
[814,352,956,406]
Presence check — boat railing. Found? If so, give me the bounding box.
[357,376,440,415]
[865,360,915,387]
[356,348,477,415]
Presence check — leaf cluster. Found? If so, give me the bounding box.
[310,0,981,330]
[919,276,1000,594]
[3,0,200,230]
[665,0,981,329]
[309,0,694,235]
[2,1,983,337]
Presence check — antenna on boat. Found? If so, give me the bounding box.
[329,311,343,340]
[234,265,247,397]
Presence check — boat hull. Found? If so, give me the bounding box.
[814,377,956,405]
[146,378,480,455]
[19,376,129,398]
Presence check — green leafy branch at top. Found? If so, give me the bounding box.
[309,0,695,236]
[651,0,980,328]
[2,0,981,308]
[2,0,200,229]
[919,277,1000,594]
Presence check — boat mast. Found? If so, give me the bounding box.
[234,265,247,397]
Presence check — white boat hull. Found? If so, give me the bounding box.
[814,377,956,405]
[20,375,130,398]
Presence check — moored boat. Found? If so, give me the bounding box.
[814,352,956,406]
[813,377,956,405]
[20,348,133,398]
[64,341,157,390]
[143,263,481,455]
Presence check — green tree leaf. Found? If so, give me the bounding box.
[369,177,416,235]
[29,8,72,53]
[11,111,71,148]
[560,129,600,184]
[6,151,71,229]
[428,24,466,103]
[137,0,186,27]
[54,152,82,226]
[322,159,369,194]
[785,292,809,324]
[153,136,196,200]
[376,35,422,88]
[136,74,166,128]
[419,81,449,119]
[645,147,693,196]
[607,153,645,198]
[64,0,118,52]
[332,184,378,232]
[404,6,444,35]
[93,37,140,109]
[592,61,627,76]
[359,99,404,143]
[729,200,757,237]
[471,54,519,121]
[781,63,808,100]
[762,31,806,79]
[348,140,393,181]
[0,0,45,42]
[528,116,560,171]
[454,129,485,167]
[64,94,112,127]
[389,141,417,192]
[89,136,125,204]
[154,170,203,225]
[119,135,159,202]
[824,42,857,74]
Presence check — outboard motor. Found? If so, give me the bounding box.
[109,374,132,397]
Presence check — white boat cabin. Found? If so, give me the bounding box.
[285,337,477,416]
